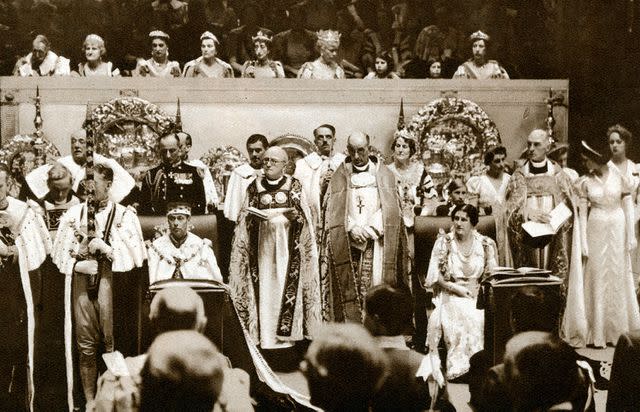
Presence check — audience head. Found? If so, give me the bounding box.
[262,146,288,180]
[252,29,273,61]
[18,150,37,178]
[364,285,414,337]
[149,30,170,61]
[140,330,225,412]
[159,133,182,166]
[149,286,207,335]
[510,286,556,334]
[504,331,581,412]
[414,25,444,61]
[31,34,51,66]
[469,30,490,63]
[246,134,268,169]
[83,34,106,63]
[47,162,73,193]
[301,323,388,411]
[316,30,341,64]
[374,50,394,77]
[166,202,192,240]
[176,131,193,160]
[526,129,551,162]
[200,31,219,60]
[313,124,336,157]
[93,163,114,201]
[607,124,632,158]
[347,131,371,168]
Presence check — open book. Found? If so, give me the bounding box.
[246,207,268,220]
[522,202,572,238]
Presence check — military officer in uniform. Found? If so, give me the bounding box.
[134,132,207,215]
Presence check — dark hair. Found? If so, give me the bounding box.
[607,124,632,145]
[427,58,442,78]
[176,131,192,147]
[391,135,417,157]
[581,141,606,166]
[510,286,555,333]
[94,163,114,182]
[547,145,568,163]
[365,285,414,336]
[160,133,180,146]
[483,145,507,166]
[246,133,268,149]
[374,50,395,76]
[508,334,580,411]
[313,124,336,137]
[451,203,479,226]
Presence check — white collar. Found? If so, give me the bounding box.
[530,158,548,168]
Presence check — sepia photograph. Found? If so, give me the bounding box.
[0,1,637,411]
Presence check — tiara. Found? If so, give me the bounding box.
[149,30,170,40]
[316,30,341,46]
[394,128,415,142]
[469,30,490,42]
[252,30,272,43]
[200,31,219,44]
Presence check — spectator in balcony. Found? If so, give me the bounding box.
[364,50,399,79]
[272,4,316,78]
[298,30,345,79]
[453,30,509,79]
[241,29,285,78]
[73,34,120,77]
[227,1,268,75]
[183,31,233,77]
[13,34,70,76]
[135,30,181,77]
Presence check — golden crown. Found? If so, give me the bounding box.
[252,30,273,43]
[316,30,341,46]
[469,30,490,42]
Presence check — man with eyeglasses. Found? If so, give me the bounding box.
[294,124,346,230]
[134,132,207,215]
[467,145,510,216]
[229,146,321,350]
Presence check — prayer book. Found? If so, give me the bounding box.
[522,202,572,238]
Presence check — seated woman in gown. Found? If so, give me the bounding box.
[183,31,234,78]
[241,29,285,78]
[72,34,120,77]
[134,30,181,77]
[298,30,345,79]
[425,204,497,380]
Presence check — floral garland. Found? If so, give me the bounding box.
[404,97,501,180]
[200,146,248,201]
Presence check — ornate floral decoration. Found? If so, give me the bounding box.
[200,146,249,202]
[87,97,175,175]
[405,97,501,181]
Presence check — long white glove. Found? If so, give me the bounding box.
[578,198,589,257]
[623,194,637,251]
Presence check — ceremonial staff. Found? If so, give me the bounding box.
[82,105,100,299]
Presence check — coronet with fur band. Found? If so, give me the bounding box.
[316,30,341,48]
[167,202,192,216]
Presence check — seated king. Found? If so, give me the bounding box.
[133,132,207,215]
[147,202,222,284]
[320,131,410,323]
[229,146,321,350]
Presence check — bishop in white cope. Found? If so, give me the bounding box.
[294,124,346,230]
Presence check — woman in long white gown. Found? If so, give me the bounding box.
[579,141,640,347]
[425,204,497,380]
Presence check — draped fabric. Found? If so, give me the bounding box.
[320,159,409,323]
[229,176,321,348]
